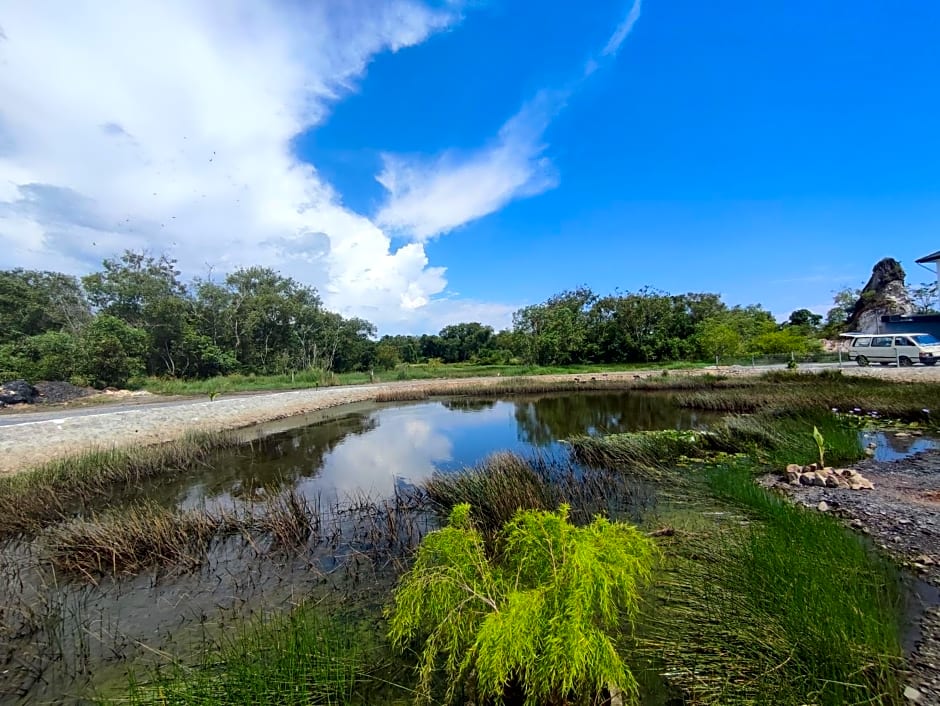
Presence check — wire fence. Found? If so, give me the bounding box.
[715,352,844,367]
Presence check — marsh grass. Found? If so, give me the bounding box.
[423,452,652,538]
[570,410,863,478]
[640,464,905,705]
[0,431,243,538]
[123,604,401,705]
[677,370,940,422]
[42,502,234,578]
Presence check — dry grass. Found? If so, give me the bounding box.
[0,431,243,538]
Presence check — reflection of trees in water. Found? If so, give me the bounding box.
[514,393,712,446]
[148,413,378,506]
[440,398,498,413]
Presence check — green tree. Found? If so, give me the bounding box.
[910,282,939,314]
[1,331,78,381]
[77,315,148,388]
[0,269,90,343]
[387,504,658,705]
[786,309,823,333]
[696,319,744,361]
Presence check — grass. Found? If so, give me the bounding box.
[423,452,651,539]
[676,369,940,422]
[569,409,864,480]
[0,431,243,538]
[43,503,233,578]
[121,604,405,705]
[135,361,706,396]
[639,463,905,705]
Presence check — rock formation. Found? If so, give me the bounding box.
[846,258,914,333]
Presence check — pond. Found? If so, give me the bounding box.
[0,391,714,705]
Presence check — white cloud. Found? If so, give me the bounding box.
[0,0,504,332]
[602,0,643,57]
[374,0,644,242]
[375,89,566,241]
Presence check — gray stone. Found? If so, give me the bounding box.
[817,501,830,512]
[904,685,923,702]
[847,258,915,333]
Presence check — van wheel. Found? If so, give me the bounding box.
[856,355,869,367]
[899,356,913,367]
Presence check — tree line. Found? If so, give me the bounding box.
[1,250,856,388]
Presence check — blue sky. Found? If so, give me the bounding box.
[1,1,938,332]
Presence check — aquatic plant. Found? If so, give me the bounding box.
[641,464,905,704]
[812,424,826,468]
[124,604,380,705]
[423,452,649,537]
[386,503,658,705]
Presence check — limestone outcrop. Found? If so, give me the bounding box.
[846,258,914,333]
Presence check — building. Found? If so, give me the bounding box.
[879,250,940,337]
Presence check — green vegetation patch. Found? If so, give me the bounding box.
[387,503,659,706]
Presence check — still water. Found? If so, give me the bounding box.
[163,392,716,512]
[0,391,712,705]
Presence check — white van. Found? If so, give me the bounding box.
[845,333,940,367]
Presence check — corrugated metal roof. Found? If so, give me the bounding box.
[916,250,940,264]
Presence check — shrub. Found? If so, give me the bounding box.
[386,503,658,705]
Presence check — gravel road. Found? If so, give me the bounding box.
[1,363,938,477]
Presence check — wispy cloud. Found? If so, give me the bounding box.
[375,1,644,242]
[375,89,566,241]
[602,0,643,57]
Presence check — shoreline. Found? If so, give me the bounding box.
[1,364,939,477]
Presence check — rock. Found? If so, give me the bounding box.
[800,474,814,486]
[847,258,915,333]
[904,685,923,702]
[0,380,39,405]
[812,471,829,487]
[916,555,936,566]
[818,501,830,512]
[850,476,876,491]
[825,474,842,488]
[785,466,801,483]
[840,468,860,478]
[786,463,802,474]
[806,463,819,472]
[896,432,912,439]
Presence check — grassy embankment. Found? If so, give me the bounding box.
[110,372,924,705]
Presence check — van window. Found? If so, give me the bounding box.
[912,334,940,345]
[853,337,871,347]
[895,337,914,346]
[871,337,893,348]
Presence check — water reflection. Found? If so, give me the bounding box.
[513,392,715,446]
[863,430,940,462]
[157,392,718,511]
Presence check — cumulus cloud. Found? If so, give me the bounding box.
[375,89,566,241]
[0,0,476,330]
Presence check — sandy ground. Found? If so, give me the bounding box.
[1,363,939,477]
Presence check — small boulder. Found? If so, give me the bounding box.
[817,501,830,512]
[904,685,923,703]
[812,471,828,487]
[799,474,814,486]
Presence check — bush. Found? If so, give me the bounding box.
[77,315,148,388]
[387,503,658,705]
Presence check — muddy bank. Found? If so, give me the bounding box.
[770,446,940,704]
